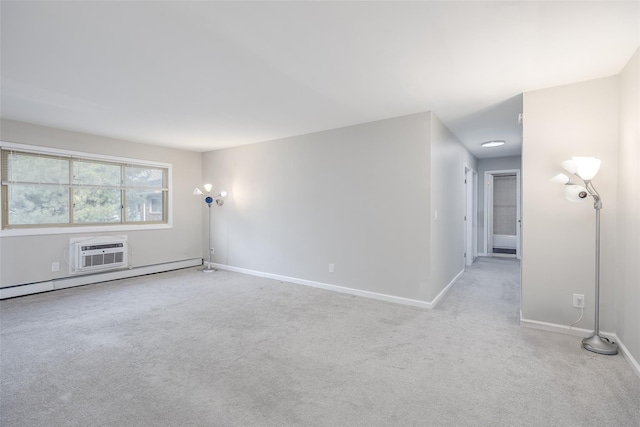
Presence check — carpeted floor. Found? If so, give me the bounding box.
[1,257,639,426]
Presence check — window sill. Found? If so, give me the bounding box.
[0,223,172,237]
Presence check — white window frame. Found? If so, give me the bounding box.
[0,142,173,237]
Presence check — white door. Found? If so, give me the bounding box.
[484,169,521,259]
[492,175,518,253]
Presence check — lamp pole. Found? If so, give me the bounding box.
[581,184,617,354]
[203,196,215,273]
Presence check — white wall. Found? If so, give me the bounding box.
[522,76,619,332]
[203,112,475,304]
[476,156,521,254]
[616,48,640,362]
[0,119,203,287]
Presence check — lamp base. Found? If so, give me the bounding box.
[201,263,217,273]
[582,334,618,355]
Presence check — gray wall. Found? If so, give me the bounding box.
[616,48,640,363]
[203,112,476,303]
[429,114,477,300]
[522,76,619,333]
[476,156,521,254]
[0,119,203,287]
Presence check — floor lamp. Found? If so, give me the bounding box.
[194,184,227,273]
[551,157,618,355]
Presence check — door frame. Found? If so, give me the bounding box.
[484,169,521,259]
[464,165,478,267]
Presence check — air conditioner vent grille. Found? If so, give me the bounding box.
[70,237,128,274]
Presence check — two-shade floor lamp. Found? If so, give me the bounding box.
[552,157,618,355]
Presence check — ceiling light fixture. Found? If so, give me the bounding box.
[481,140,505,148]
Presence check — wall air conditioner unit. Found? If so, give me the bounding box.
[69,236,128,274]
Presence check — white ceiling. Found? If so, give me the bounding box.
[1,1,638,158]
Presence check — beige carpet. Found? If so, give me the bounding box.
[1,257,639,426]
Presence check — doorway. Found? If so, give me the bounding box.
[484,169,521,259]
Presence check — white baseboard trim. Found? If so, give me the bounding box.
[210,263,462,310]
[430,269,464,309]
[0,258,202,299]
[520,318,602,337]
[615,337,640,380]
[521,317,640,379]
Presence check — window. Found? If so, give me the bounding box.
[1,145,170,232]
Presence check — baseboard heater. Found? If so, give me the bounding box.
[0,258,202,299]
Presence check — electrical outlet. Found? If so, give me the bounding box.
[329,263,334,273]
[51,262,60,272]
[573,294,585,308]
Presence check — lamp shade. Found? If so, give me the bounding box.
[561,160,578,174]
[220,191,228,197]
[193,188,203,196]
[203,184,213,192]
[564,185,589,202]
[573,157,601,180]
[551,173,570,184]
